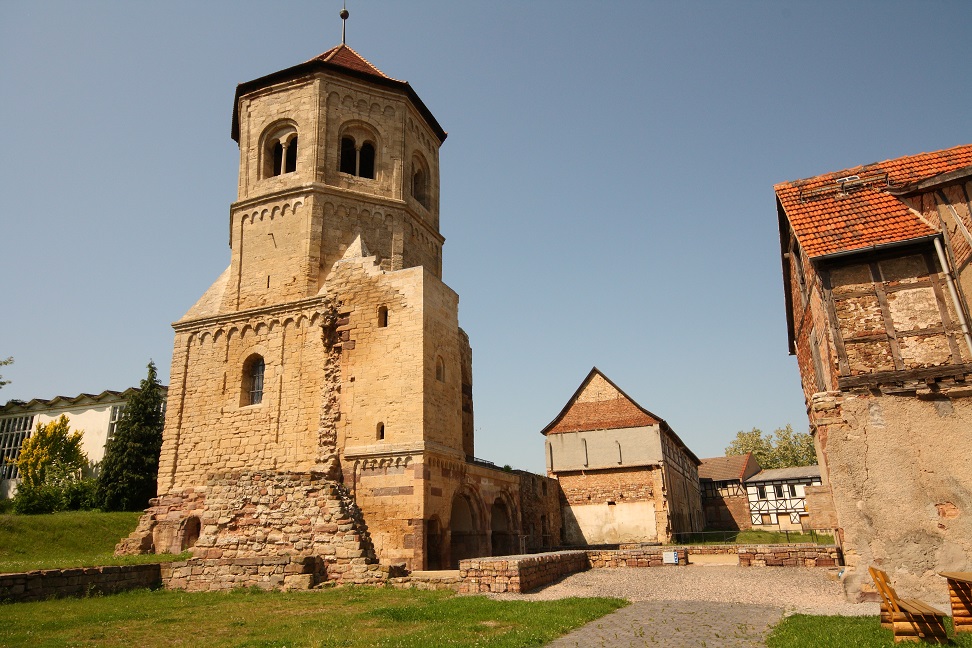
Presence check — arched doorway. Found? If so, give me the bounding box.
[490,499,514,556]
[448,493,480,568]
[425,517,444,570]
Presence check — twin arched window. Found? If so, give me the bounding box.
[340,136,375,179]
[264,126,298,178]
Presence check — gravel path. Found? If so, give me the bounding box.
[485,565,882,647]
[489,565,879,616]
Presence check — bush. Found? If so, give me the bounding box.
[12,478,98,514]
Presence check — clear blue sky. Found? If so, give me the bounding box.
[1,1,970,474]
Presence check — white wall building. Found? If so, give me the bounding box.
[745,465,821,531]
[0,387,167,498]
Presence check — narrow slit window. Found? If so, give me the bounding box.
[582,438,588,467]
[244,355,265,406]
[377,305,388,328]
[376,422,385,441]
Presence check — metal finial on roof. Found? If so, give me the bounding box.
[340,4,349,44]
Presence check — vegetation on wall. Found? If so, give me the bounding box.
[725,425,817,469]
[12,415,96,514]
[96,361,165,511]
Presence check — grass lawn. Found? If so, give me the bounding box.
[676,529,835,545]
[0,511,186,572]
[0,586,627,647]
[768,614,972,647]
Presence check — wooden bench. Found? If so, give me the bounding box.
[869,566,948,643]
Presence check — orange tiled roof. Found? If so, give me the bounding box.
[698,454,760,482]
[775,144,972,258]
[308,44,394,81]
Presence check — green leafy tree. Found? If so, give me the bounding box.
[15,414,88,488]
[12,414,94,514]
[725,424,816,469]
[0,356,12,390]
[96,361,165,511]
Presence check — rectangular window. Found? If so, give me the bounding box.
[106,405,126,443]
[789,483,797,497]
[774,484,784,498]
[757,485,766,500]
[0,415,34,480]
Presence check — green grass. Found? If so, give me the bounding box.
[768,614,972,647]
[676,529,835,545]
[0,511,186,572]
[0,586,628,647]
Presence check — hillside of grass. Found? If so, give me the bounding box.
[0,511,184,572]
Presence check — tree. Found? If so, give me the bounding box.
[15,415,88,489]
[725,424,816,469]
[0,356,12,390]
[96,361,166,511]
[12,414,95,514]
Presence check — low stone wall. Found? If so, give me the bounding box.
[736,544,841,567]
[160,555,401,591]
[684,545,739,557]
[588,547,688,568]
[459,551,589,594]
[0,564,161,603]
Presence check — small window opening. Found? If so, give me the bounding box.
[377,305,388,328]
[340,137,357,175]
[789,483,797,497]
[244,355,265,405]
[359,142,375,179]
[607,500,616,506]
[435,356,445,382]
[581,438,589,467]
[757,485,766,500]
[774,484,784,498]
[285,135,298,173]
[412,168,428,208]
[615,440,622,465]
[376,422,385,441]
[272,142,284,176]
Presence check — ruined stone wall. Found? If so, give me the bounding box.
[811,391,972,600]
[701,483,752,531]
[458,328,474,459]
[557,467,665,545]
[158,301,336,493]
[516,471,562,551]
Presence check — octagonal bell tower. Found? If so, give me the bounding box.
[224,44,447,313]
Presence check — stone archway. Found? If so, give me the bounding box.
[448,492,482,568]
[490,498,515,556]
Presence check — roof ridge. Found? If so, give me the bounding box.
[309,43,399,82]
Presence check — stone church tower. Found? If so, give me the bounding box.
[117,42,516,581]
